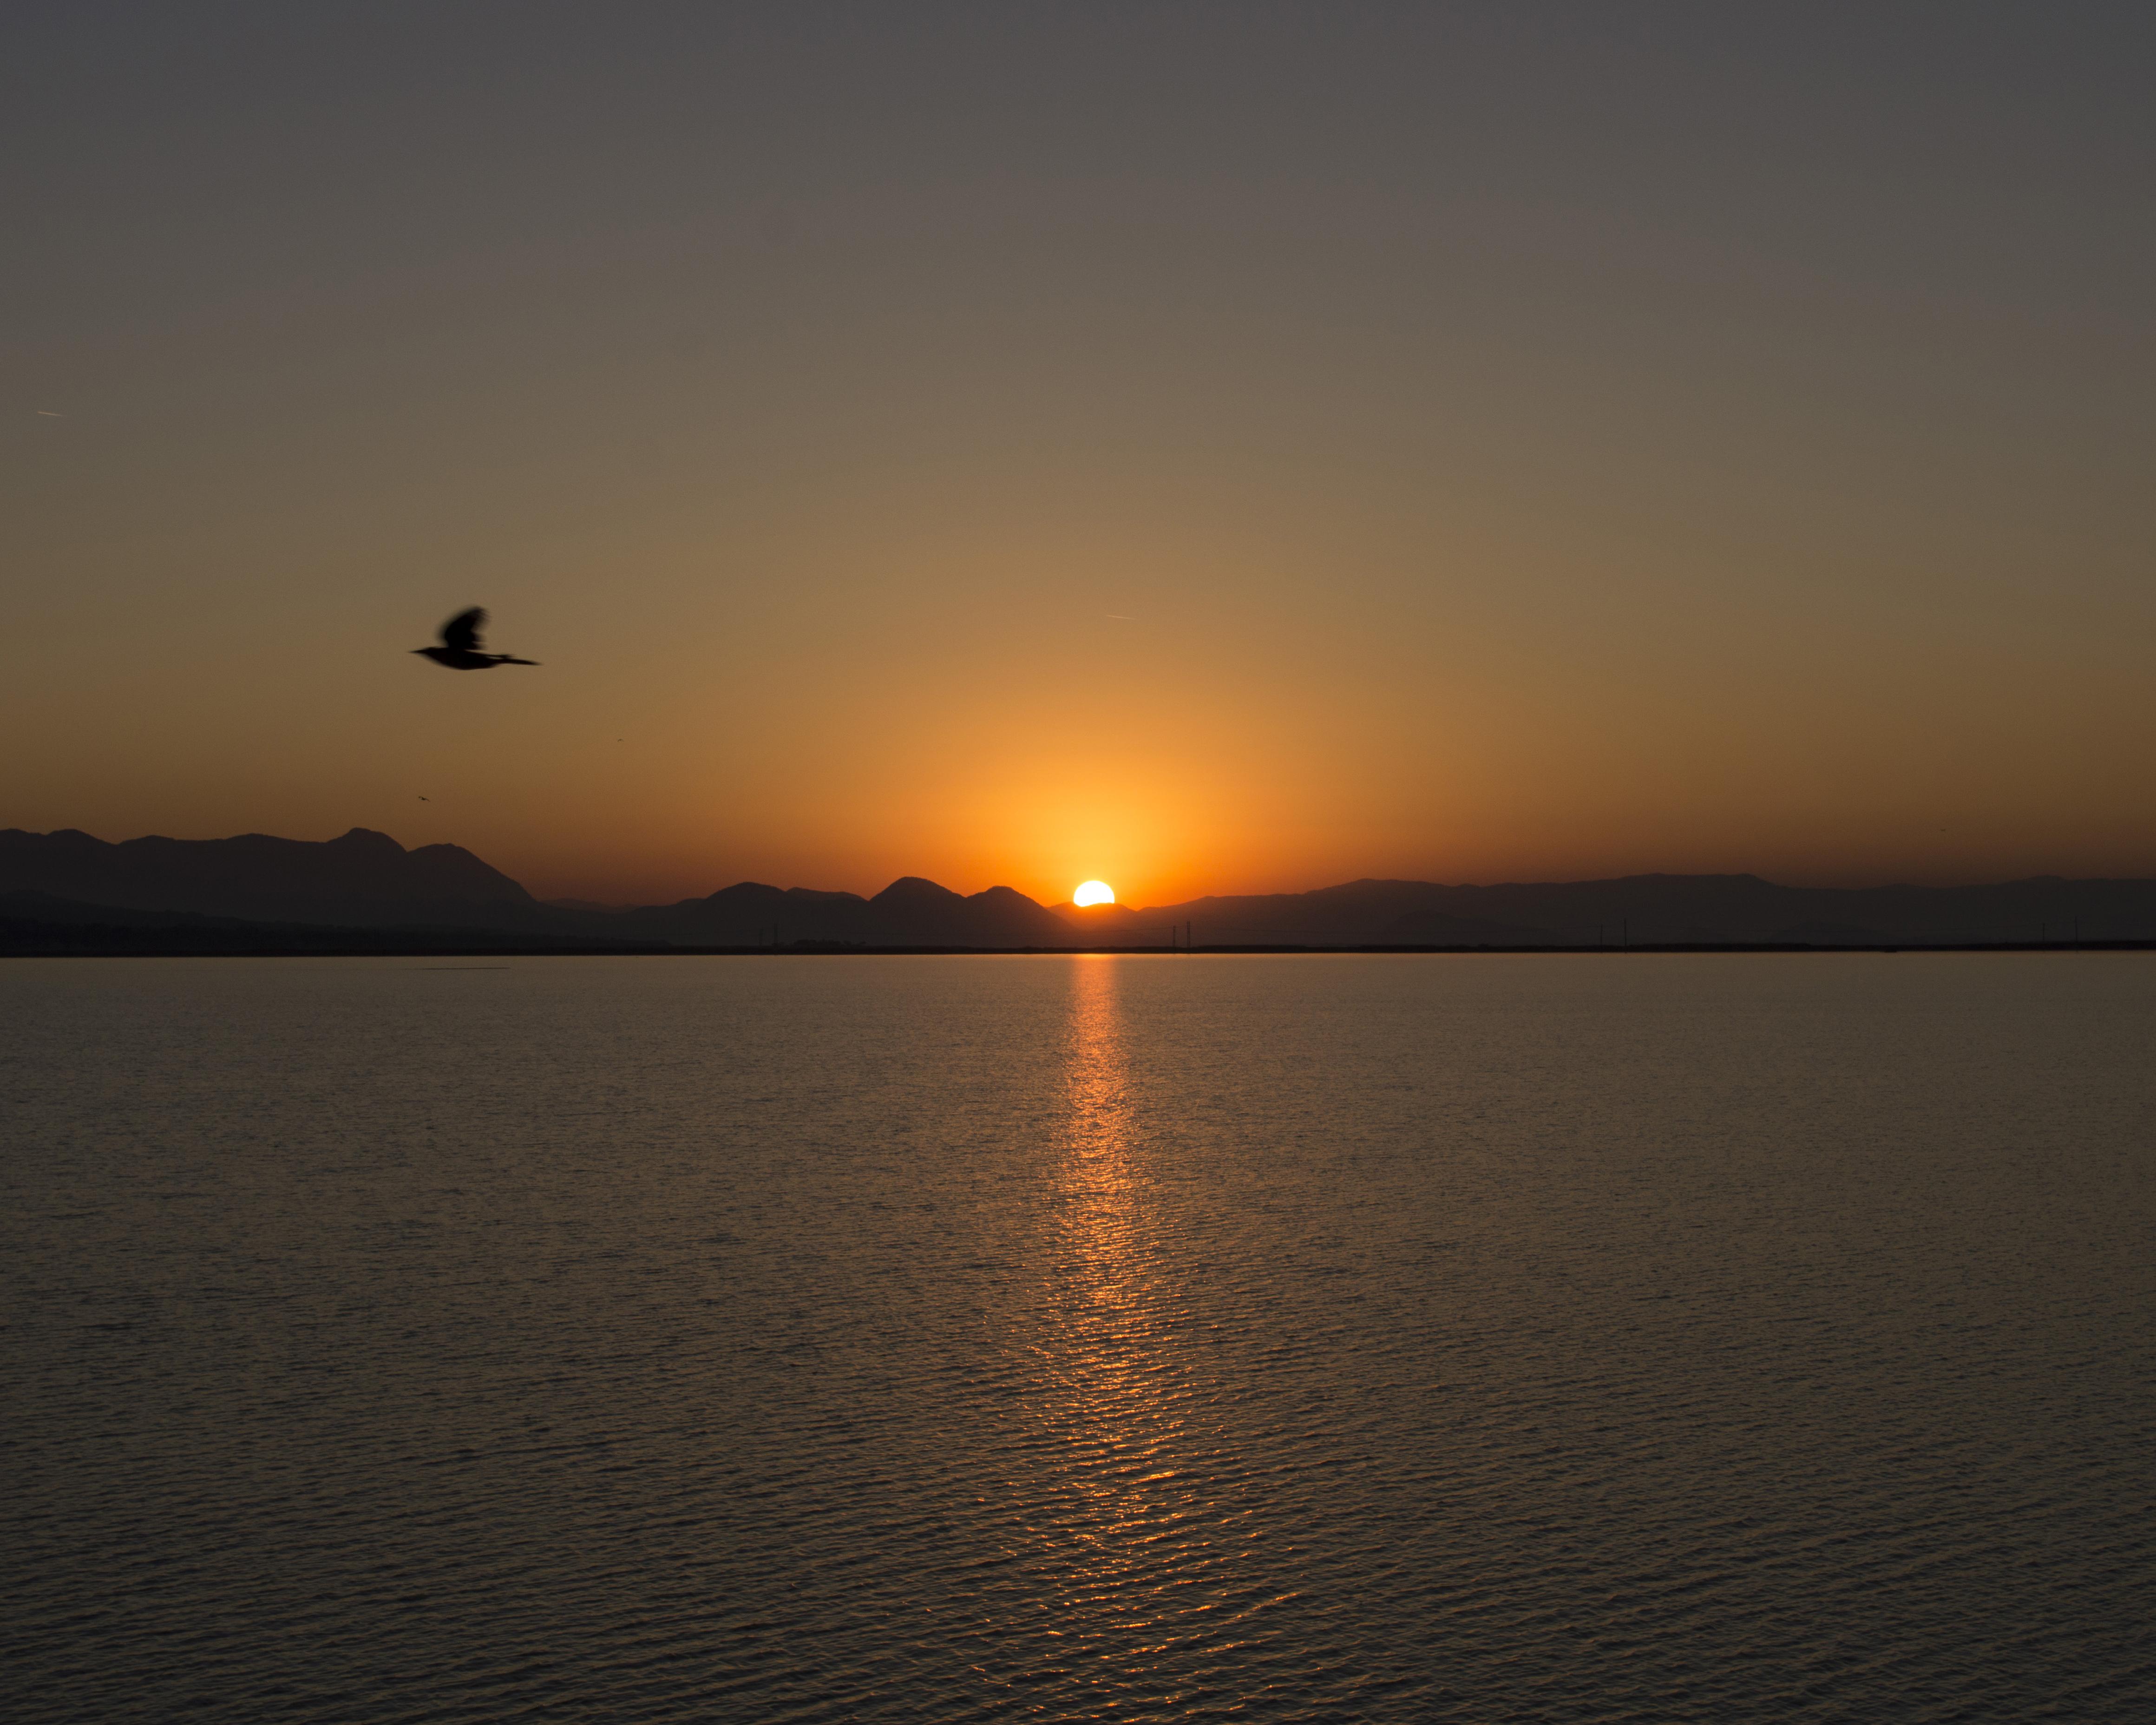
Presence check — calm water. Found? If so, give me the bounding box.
[4,953,2152,1722]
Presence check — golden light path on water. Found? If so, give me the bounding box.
[10,956,2154,1722]
[997,956,1277,1705]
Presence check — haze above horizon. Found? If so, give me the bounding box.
[8,5,2152,907]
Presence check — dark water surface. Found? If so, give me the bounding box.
[4,953,2152,1721]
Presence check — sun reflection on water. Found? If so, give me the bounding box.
[1061,954,1139,1308]
[997,956,1271,1703]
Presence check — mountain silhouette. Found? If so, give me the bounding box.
[0,827,546,929]
[6,826,2154,949]
[1118,873,2156,946]
[1054,884,1532,946]
[0,889,660,956]
[618,874,1075,947]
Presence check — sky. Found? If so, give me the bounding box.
[7,2,2153,907]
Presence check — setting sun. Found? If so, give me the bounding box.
[1072,880,1115,907]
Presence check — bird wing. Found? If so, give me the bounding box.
[440,608,487,651]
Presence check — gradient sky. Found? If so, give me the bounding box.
[8,3,2153,906]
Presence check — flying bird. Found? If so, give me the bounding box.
[412,608,539,670]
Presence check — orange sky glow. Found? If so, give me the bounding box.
[7,10,2153,906]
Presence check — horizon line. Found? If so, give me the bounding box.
[9,824,2153,910]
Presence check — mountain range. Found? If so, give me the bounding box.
[0,826,542,929]
[2,826,2152,951]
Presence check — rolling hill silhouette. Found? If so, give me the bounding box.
[0,890,659,956]
[4,826,2153,951]
[0,827,542,930]
[1084,880,1537,946]
[1127,873,2155,947]
[617,875,1076,947]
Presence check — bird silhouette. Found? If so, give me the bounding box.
[412,608,539,670]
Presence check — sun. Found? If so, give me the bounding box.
[1072,880,1115,907]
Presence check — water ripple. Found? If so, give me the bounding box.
[3,952,2153,1720]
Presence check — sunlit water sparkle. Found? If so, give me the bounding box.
[4,953,2152,1721]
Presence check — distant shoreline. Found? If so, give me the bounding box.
[7,941,2155,960]
[12,830,2154,951]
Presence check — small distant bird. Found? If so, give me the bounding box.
[412,608,539,670]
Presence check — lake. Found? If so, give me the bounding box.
[4,953,2151,1721]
